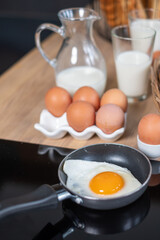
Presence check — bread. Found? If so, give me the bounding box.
[99,0,146,27]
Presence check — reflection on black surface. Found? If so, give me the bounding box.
[0,139,160,240]
[37,145,74,163]
[33,191,150,239]
[149,161,160,191]
[0,139,73,200]
[151,160,160,174]
[149,174,160,187]
[0,139,73,240]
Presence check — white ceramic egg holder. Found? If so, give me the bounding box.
[137,135,160,161]
[34,109,127,141]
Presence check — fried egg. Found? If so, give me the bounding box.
[63,160,141,198]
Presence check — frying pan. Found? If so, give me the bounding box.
[0,143,152,218]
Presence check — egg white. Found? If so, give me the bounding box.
[63,159,142,198]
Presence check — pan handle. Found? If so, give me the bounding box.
[0,184,70,219]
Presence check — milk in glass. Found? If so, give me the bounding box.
[130,19,160,51]
[115,51,151,97]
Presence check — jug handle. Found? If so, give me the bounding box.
[35,23,64,68]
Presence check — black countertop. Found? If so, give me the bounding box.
[0,139,160,240]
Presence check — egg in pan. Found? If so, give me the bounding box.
[63,160,141,198]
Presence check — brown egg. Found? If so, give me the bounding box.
[66,101,95,132]
[138,113,160,145]
[73,86,100,111]
[100,88,128,112]
[45,87,72,117]
[96,104,125,134]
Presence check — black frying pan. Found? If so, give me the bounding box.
[0,143,152,218]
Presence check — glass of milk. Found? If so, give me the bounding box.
[111,25,155,102]
[128,8,160,53]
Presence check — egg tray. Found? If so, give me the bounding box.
[34,109,127,141]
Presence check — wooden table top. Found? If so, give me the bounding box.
[0,30,158,150]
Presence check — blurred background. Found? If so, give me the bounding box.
[1,0,159,74]
[0,0,90,74]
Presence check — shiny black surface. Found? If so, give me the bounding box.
[0,139,160,240]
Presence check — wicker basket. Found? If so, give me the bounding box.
[151,58,160,112]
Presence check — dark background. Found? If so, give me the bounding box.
[0,0,91,74]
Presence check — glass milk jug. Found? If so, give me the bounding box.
[35,8,107,96]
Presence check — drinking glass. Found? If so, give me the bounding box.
[128,8,160,53]
[112,25,155,102]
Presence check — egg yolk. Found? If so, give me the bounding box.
[89,171,124,195]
